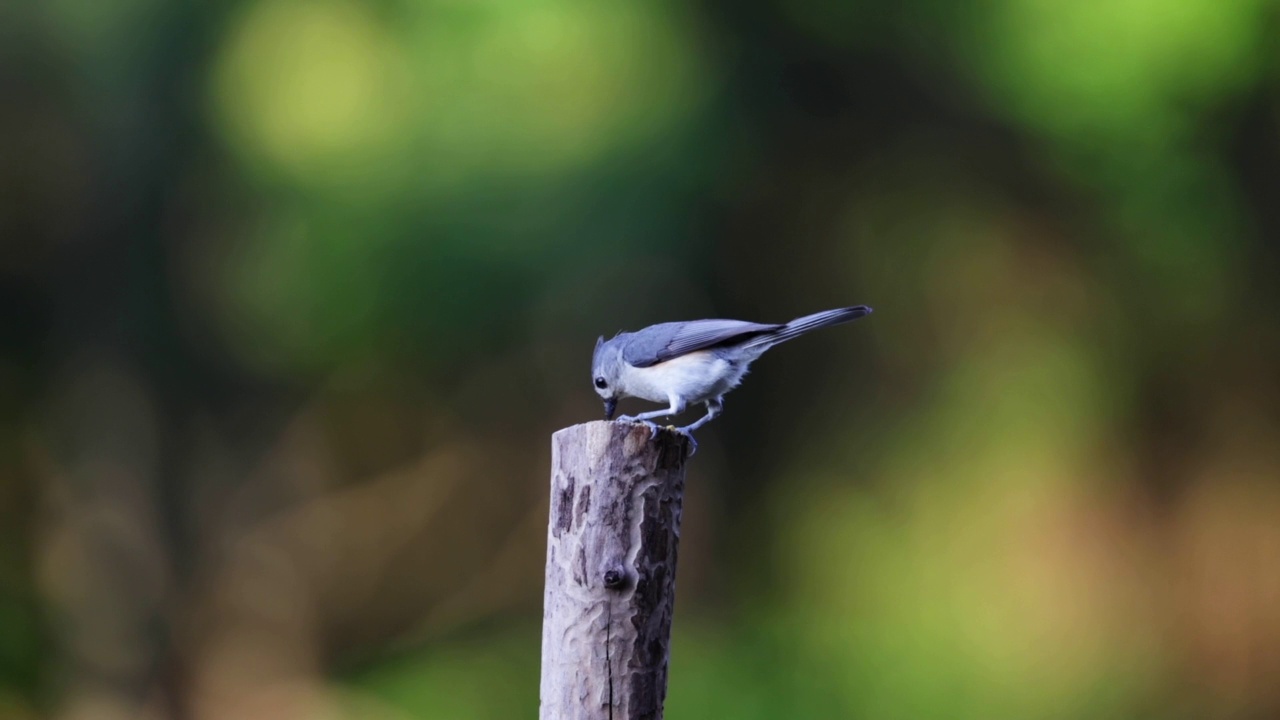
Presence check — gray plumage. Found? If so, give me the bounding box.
[620,319,780,367]
[590,306,872,452]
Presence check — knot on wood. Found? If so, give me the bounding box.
[602,569,627,590]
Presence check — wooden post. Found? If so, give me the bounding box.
[539,420,691,720]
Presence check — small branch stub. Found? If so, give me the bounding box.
[539,421,691,720]
[602,569,626,590]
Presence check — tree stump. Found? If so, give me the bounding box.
[539,420,691,720]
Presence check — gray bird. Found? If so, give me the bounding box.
[591,305,872,451]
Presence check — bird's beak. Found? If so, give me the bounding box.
[603,398,618,420]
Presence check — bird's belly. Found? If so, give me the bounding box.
[622,351,732,404]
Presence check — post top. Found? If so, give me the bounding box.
[551,420,691,465]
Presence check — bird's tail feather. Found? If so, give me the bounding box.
[743,306,872,349]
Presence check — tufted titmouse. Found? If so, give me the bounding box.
[591,306,872,450]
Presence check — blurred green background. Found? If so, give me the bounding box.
[3,0,1280,718]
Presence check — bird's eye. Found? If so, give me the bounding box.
[594,377,607,389]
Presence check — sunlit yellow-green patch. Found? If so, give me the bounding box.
[212,0,412,187]
[211,0,707,193]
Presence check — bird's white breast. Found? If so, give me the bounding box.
[618,350,746,404]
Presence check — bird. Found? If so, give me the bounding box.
[590,305,872,452]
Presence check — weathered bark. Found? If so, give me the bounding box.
[539,420,691,720]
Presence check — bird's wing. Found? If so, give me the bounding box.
[621,319,781,368]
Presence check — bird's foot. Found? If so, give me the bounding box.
[616,418,696,453]
[672,426,698,456]
[642,421,662,439]
[616,416,662,439]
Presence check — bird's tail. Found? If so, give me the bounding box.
[743,306,872,350]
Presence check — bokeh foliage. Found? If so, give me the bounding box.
[3,0,1280,718]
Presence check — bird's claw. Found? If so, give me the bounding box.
[616,416,661,438]
[614,418,697,454]
[673,426,698,456]
[647,423,698,455]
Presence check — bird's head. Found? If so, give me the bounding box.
[591,335,626,419]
